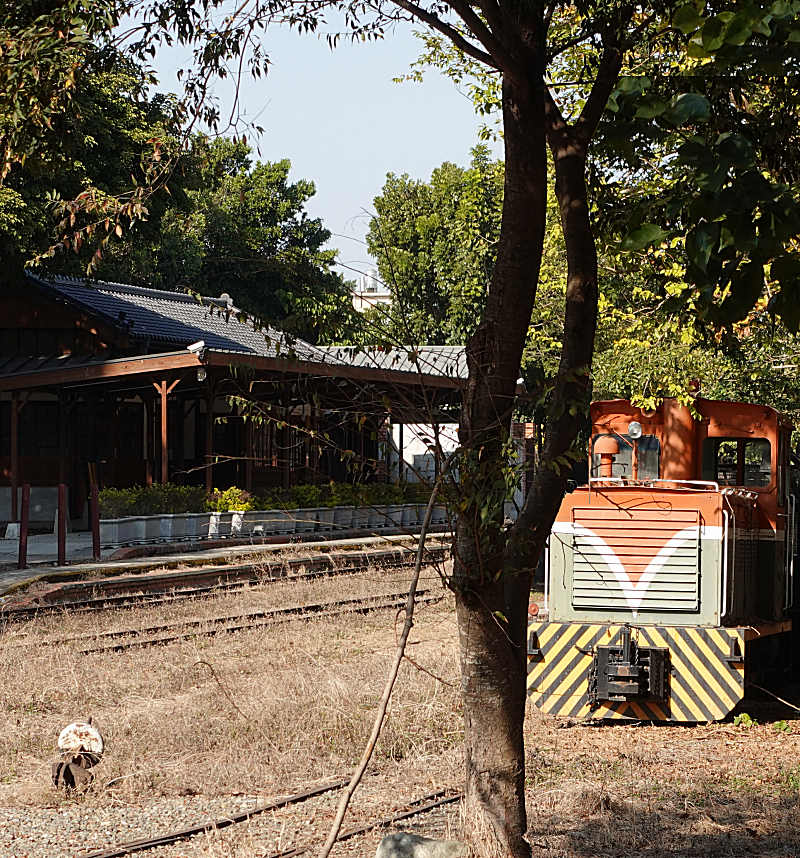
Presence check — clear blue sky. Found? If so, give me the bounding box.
[152,22,501,279]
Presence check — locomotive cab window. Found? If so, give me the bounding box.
[591,433,660,479]
[702,437,772,487]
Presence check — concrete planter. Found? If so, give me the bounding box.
[116,516,147,544]
[352,507,371,530]
[367,505,384,529]
[293,508,318,533]
[385,504,405,530]
[187,512,211,539]
[99,519,118,547]
[208,511,233,539]
[275,508,297,535]
[431,504,448,526]
[402,505,420,527]
[246,509,295,536]
[316,507,335,532]
[231,511,245,536]
[169,514,189,541]
[332,506,354,531]
[144,515,162,542]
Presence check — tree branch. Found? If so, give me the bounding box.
[389,0,500,69]
[316,472,447,858]
[543,85,568,150]
[575,30,625,143]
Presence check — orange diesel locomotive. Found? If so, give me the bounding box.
[528,397,799,722]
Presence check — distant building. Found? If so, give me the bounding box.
[352,269,392,312]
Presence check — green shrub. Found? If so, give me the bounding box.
[289,484,323,507]
[206,486,255,512]
[100,480,444,518]
[99,484,207,518]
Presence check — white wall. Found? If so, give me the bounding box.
[390,423,459,483]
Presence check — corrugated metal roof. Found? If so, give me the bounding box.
[26,273,332,364]
[318,345,467,379]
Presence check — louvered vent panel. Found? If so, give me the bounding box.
[570,508,701,612]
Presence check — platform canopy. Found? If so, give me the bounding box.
[0,274,465,515]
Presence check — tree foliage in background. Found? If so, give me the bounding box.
[366,146,503,345]
[99,138,359,343]
[0,40,357,344]
[366,147,568,394]
[0,47,183,276]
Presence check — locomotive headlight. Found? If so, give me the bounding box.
[628,421,643,439]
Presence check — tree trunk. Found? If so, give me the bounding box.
[453,70,545,858]
[510,107,600,569]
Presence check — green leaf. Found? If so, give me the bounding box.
[620,223,667,251]
[789,29,800,41]
[702,16,726,50]
[724,13,753,45]
[673,4,703,34]
[665,93,711,125]
[617,76,651,94]
[635,96,668,118]
[685,223,719,272]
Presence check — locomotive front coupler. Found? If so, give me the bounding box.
[589,625,669,706]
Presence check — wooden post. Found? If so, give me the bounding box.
[10,391,18,521]
[144,397,153,486]
[244,418,253,493]
[398,422,405,484]
[90,481,100,562]
[57,482,67,566]
[153,378,181,485]
[58,392,68,486]
[205,391,214,493]
[17,483,29,569]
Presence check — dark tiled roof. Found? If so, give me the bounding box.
[319,345,467,379]
[26,273,331,363]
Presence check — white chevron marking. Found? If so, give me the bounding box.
[572,524,699,616]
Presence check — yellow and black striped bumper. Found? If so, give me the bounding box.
[527,622,749,722]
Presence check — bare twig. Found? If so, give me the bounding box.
[316,473,447,858]
[749,682,800,714]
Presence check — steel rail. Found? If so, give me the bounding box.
[40,591,444,655]
[1,546,449,619]
[78,786,461,858]
[78,778,349,858]
[272,792,463,858]
[38,588,435,648]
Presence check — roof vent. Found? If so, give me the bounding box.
[219,292,233,308]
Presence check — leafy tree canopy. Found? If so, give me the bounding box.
[0,45,183,274]
[99,137,359,343]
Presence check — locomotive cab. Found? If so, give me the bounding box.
[528,397,800,723]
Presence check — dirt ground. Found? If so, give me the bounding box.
[2,566,800,857]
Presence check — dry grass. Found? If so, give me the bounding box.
[0,566,461,809]
[523,705,800,856]
[4,567,800,857]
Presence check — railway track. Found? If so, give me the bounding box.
[79,781,461,858]
[1,543,449,618]
[15,589,443,654]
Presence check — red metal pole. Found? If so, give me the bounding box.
[10,392,18,521]
[160,380,168,484]
[17,483,29,569]
[57,482,67,566]
[90,483,100,561]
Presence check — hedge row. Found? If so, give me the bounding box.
[99,482,433,518]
